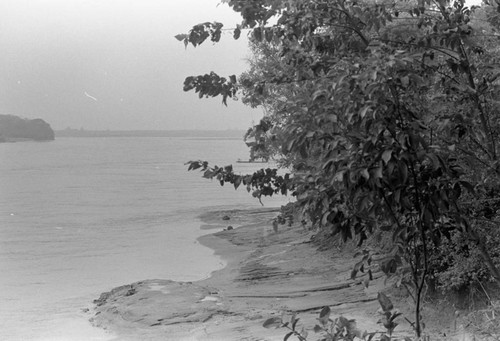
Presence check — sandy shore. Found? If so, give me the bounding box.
[90,208,463,340]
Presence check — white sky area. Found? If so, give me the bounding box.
[0,0,484,130]
[0,0,261,130]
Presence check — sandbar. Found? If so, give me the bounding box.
[90,208,466,340]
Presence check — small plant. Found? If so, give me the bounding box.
[311,306,361,341]
[263,312,308,341]
[376,292,405,341]
[263,292,413,341]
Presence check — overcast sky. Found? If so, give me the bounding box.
[0,0,261,130]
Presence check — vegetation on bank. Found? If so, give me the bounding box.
[179,0,500,338]
[0,114,54,142]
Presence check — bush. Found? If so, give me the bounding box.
[428,225,500,294]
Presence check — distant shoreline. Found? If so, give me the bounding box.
[0,137,53,143]
[55,129,246,139]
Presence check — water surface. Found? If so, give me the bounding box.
[0,136,288,340]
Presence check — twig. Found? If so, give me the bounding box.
[477,279,492,305]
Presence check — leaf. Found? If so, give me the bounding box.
[284,331,294,341]
[377,292,394,312]
[400,75,409,88]
[372,165,383,180]
[234,177,242,190]
[381,150,392,165]
[313,325,323,333]
[188,161,201,171]
[319,306,331,319]
[265,28,273,42]
[389,312,402,322]
[203,169,214,179]
[360,106,370,119]
[352,260,364,278]
[361,168,370,180]
[334,170,345,182]
[459,181,475,195]
[426,153,440,170]
[318,306,331,326]
[234,26,241,40]
[211,25,222,42]
[263,317,282,328]
[253,27,262,41]
[174,34,187,41]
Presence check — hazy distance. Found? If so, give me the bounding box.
[0,0,262,131]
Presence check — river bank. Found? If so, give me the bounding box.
[90,208,472,340]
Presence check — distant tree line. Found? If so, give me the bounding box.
[0,114,55,142]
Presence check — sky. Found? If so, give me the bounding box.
[0,0,484,131]
[0,0,261,130]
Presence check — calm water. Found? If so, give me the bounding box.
[0,136,288,340]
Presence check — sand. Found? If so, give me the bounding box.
[90,208,471,340]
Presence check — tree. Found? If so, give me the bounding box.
[0,114,55,141]
[179,0,500,336]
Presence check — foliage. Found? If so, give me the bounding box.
[0,114,55,141]
[187,160,291,204]
[183,72,238,106]
[428,222,500,292]
[175,22,224,47]
[262,292,411,341]
[179,0,500,337]
[424,182,500,293]
[243,117,274,162]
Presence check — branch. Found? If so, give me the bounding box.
[456,145,499,175]
[377,37,461,61]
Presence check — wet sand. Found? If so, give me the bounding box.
[90,208,466,340]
